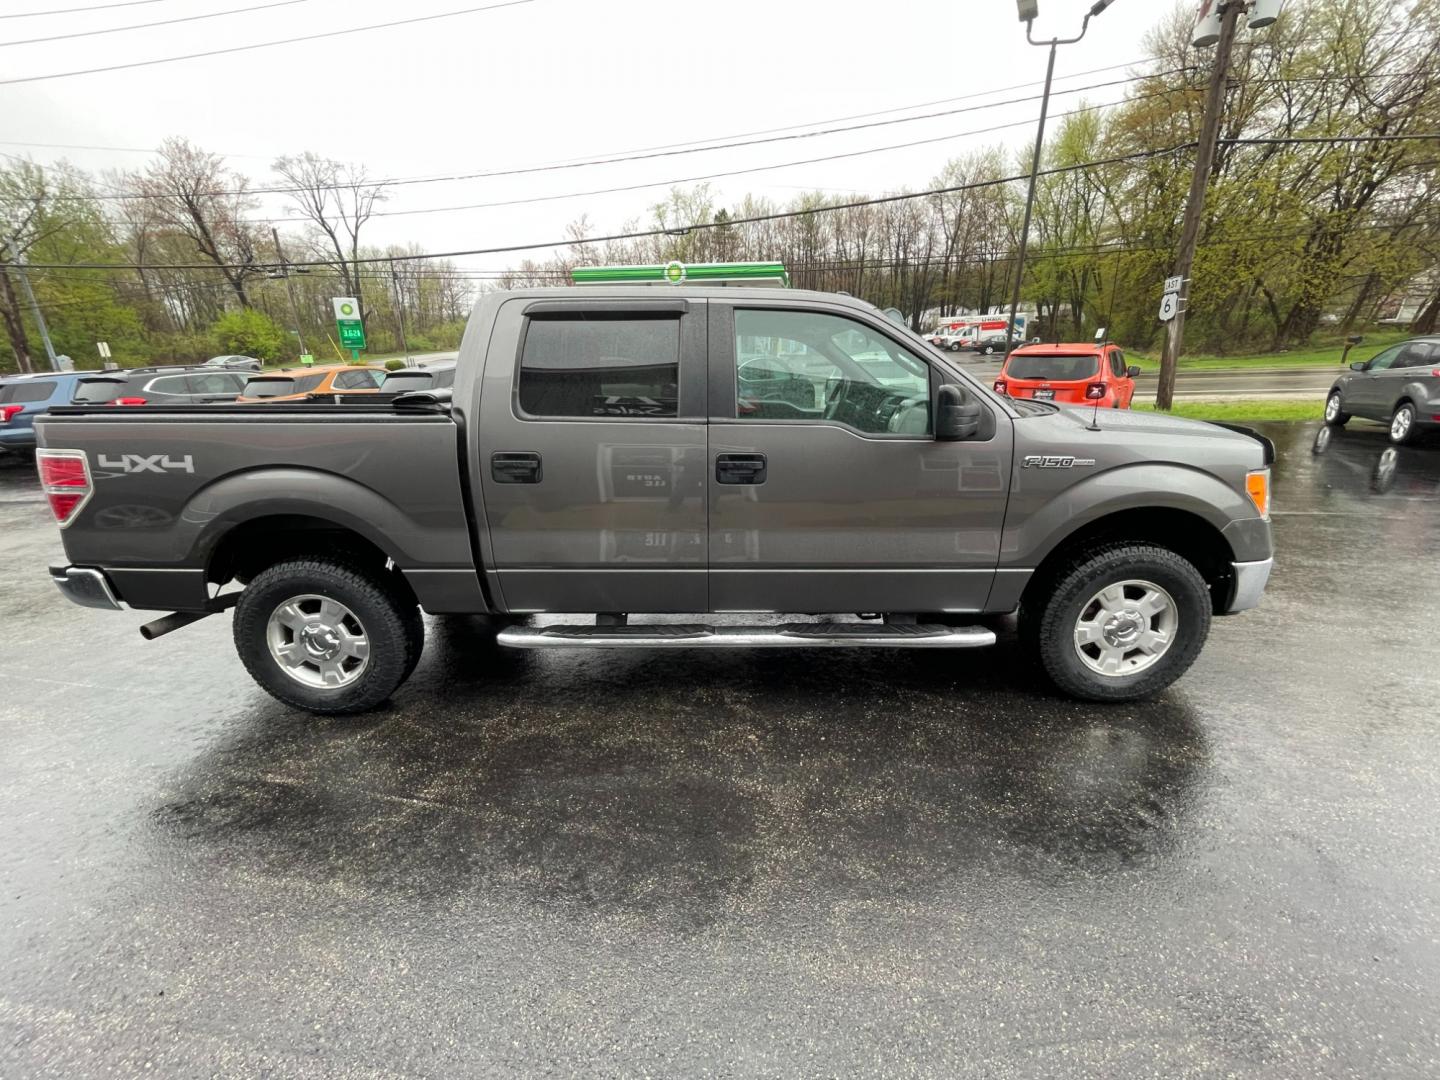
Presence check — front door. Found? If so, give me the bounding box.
[476,296,709,613]
[1348,343,1405,418]
[707,301,1013,614]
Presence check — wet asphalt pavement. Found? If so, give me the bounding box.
[2,420,1438,1078]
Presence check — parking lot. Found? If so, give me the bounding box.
[1,420,1438,1077]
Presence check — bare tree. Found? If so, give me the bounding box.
[273,153,385,324]
[127,138,263,309]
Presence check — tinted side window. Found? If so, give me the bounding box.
[433,368,455,389]
[0,380,56,404]
[189,372,241,394]
[1366,345,1404,371]
[296,374,325,394]
[1398,342,1438,367]
[147,375,193,397]
[1110,350,1127,378]
[518,315,679,419]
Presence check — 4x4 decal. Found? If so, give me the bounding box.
[96,454,194,474]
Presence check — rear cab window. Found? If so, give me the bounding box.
[517,314,680,419]
[1006,353,1100,381]
[380,372,434,395]
[0,380,56,405]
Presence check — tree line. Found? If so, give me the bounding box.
[3,0,1439,375]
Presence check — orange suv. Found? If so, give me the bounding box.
[993,342,1141,408]
[238,364,386,403]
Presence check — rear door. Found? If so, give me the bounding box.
[708,300,1012,614]
[475,296,709,613]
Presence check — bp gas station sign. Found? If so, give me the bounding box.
[332,297,365,354]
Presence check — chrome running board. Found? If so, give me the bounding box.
[496,622,996,649]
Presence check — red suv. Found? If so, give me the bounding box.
[993,343,1140,408]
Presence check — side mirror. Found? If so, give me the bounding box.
[1126,365,1142,379]
[1350,361,1368,372]
[935,383,982,441]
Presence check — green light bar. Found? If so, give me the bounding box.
[571,261,790,288]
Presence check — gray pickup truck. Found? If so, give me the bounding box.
[36,287,1274,713]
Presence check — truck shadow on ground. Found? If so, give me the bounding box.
[152,617,1212,927]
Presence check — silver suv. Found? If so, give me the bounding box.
[1326,338,1440,445]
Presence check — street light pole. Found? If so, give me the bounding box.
[1006,0,1118,362]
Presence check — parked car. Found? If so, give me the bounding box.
[933,331,968,352]
[328,359,457,404]
[994,342,1141,408]
[1325,337,1440,445]
[70,366,249,407]
[238,364,385,403]
[203,355,262,372]
[0,370,106,457]
[972,331,1023,355]
[37,284,1274,716]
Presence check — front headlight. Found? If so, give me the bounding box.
[1245,468,1271,520]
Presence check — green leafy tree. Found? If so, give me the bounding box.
[212,308,285,362]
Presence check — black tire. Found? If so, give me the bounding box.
[233,557,423,714]
[1324,390,1350,427]
[984,345,996,355]
[1389,401,1418,445]
[1020,543,1211,703]
[949,342,962,352]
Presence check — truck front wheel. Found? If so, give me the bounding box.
[233,557,424,714]
[1023,543,1211,702]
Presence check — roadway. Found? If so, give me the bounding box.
[964,357,1338,401]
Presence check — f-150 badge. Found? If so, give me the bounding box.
[1021,455,1096,468]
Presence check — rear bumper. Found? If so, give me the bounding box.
[50,565,124,611]
[1225,558,1273,614]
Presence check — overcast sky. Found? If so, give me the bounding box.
[2,0,1176,271]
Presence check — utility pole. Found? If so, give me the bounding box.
[271,226,307,361]
[5,237,58,372]
[1155,0,1245,410]
[389,259,410,360]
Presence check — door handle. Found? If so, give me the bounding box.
[492,452,542,484]
[716,453,767,485]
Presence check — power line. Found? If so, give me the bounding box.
[55,69,1173,204]
[2,0,312,48]
[17,143,1211,271]
[1,0,165,18]
[0,0,536,85]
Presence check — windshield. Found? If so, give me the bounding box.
[72,378,127,404]
[242,378,295,398]
[1006,353,1098,381]
[379,372,433,394]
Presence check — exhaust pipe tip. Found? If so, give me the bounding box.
[139,610,211,641]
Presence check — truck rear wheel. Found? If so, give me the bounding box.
[1023,543,1211,702]
[233,557,423,714]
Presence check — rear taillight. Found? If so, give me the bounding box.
[1085,382,1107,400]
[108,397,147,406]
[993,379,1008,395]
[36,449,93,527]
[0,404,23,424]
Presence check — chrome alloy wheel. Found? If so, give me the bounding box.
[266,594,370,688]
[1391,404,1414,443]
[1324,393,1343,422]
[1072,579,1178,677]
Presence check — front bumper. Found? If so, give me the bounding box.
[50,565,123,611]
[1225,558,1273,614]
